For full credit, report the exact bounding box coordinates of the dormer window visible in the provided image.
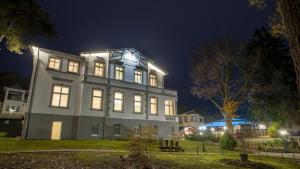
[48,57,61,71]
[94,62,105,77]
[149,72,157,87]
[115,65,124,80]
[134,70,143,84]
[68,60,79,74]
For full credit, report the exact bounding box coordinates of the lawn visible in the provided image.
[0,135,299,169]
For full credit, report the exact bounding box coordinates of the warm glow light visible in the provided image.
[199,132,203,135]
[31,45,39,56]
[81,52,109,58]
[220,131,224,135]
[210,128,215,132]
[223,126,227,130]
[148,62,166,75]
[279,129,288,136]
[258,124,267,130]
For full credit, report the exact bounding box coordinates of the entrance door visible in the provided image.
[51,121,62,140]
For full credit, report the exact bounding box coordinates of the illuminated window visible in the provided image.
[113,92,123,112]
[149,73,157,87]
[51,85,70,107]
[150,97,158,115]
[92,89,103,110]
[68,60,79,73]
[134,70,142,84]
[133,95,142,113]
[48,57,61,70]
[165,100,175,116]
[115,66,123,80]
[114,124,121,135]
[94,62,105,77]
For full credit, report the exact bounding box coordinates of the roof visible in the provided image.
[180,110,204,117]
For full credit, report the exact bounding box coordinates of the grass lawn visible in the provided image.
[0,135,299,169]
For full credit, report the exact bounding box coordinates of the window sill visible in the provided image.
[149,113,159,116]
[48,106,70,109]
[133,112,143,114]
[112,110,124,113]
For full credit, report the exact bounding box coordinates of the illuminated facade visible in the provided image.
[23,47,178,139]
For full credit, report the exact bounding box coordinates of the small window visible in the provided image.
[114,124,121,135]
[91,123,99,136]
[113,92,123,112]
[51,85,70,108]
[115,66,123,80]
[149,72,157,87]
[153,125,158,135]
[95,62,105,77]
[68,60,79,73]
[48,57,61,70]
[150,97,158,115]
[133,95,142,113]
[135,124,142,135]
[92,89,103,110]
[165,100,175,116]
[134,70,142,84]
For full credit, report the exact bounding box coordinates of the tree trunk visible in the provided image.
[277,0,300,92]
[225,116,234,135]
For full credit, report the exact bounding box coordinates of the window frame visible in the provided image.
[67,59,80,74]
[133,94,143,114]
[91,88,104,111]
[164,99,175,116]
[150,97,158,115]
[149,72,158,87]
[134,69,143,84]
[113,123,121,135]
[94,61,105,77]
[91,123,99,136]
[114,65,124,80]
[47,56,62,71]
[113,91,124,112]
[50,84,70,108]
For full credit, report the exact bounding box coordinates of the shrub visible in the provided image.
[220,132,237,150]
[267,122,281,138]
[185,133,220,143]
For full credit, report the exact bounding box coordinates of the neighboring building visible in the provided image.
[178,111,204,134]
[0,87,28,136]
[23,47,178,140]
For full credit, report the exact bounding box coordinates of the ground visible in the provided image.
[0,136,299,169]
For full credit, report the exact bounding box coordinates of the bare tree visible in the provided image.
[191,38,260,135]
[249,0,300,93]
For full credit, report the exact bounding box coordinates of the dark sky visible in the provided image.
[0,0,274,116]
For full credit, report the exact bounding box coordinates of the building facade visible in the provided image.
[178,111,204,135]
[23,47,178,140]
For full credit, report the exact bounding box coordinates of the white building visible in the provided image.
[22,47,178,140]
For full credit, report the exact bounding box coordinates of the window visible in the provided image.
[134,70,142,84]
[68,60,79,73]
[150,97,158,115]
[92,89,103,110]
[114,124,121,135]
[113,92,123,112]
[48,57,61,70]
[135,124,142,135]
[133,95,142,113]
[51,85,70,107]
[91,123,99,136]
[94,62,105,77]
[153,125,158,135]
[115,66,123,80]
[149,73,157,87]
[165,100,175,116]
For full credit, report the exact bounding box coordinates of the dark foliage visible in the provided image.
[220,159,275,169]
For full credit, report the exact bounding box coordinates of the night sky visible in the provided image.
[0,0,274,117]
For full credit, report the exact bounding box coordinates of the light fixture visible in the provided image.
[210,128,215,132]
[258,124,267,130]
[223,126,227,130]
[279,129,288,136]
